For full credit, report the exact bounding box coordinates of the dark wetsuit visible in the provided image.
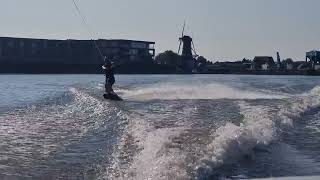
[105,67,115,86]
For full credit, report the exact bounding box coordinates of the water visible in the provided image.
[1,74,320,179]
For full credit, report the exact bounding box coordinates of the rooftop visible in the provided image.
[0,36,155,44]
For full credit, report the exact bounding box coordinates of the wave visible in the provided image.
[104,85,320,179]
[196,85,320,177]
[197,102,275,175]
[71,84,320,179]
[121,83,289,100]
[278,86,320,126]
[104,113,189,179]
[0,87,120,169]
[104,101,196,180]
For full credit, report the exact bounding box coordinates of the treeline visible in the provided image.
[154,50,212,72]
[0,50,213,74]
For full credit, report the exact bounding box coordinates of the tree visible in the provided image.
[196,56,214,72]
[283,58,294,64]
[155,50,180,66]
[242,58,251,63]
[197,56,208,64]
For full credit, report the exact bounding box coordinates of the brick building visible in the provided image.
[0,37,155,65]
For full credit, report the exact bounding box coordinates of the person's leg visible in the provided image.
[105,83,112,94]
[109,79,115,94]
[110,85,115,94]
[105,78,111,94]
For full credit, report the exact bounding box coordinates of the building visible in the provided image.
[0,37,155,66]
[295,61,312,71]
[252,56,275,70]
[306,50,320,70]
[98,39,155,64]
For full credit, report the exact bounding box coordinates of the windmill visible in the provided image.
[177,22,197,72]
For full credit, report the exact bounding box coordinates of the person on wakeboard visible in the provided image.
[102,57,116,95]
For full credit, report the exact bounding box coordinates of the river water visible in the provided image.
[1,74,320,179]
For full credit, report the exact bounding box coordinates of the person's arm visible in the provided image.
[102,59,112,70]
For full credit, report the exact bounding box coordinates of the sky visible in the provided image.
[1,0,320,61]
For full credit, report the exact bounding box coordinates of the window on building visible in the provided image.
[110,41,118,47]
[131,42,147,49]
[32,42,37,48]
[149,44,155,49]
[149,49,155,56]
[129,49,138,55]
[20,41,24,48]
[43,41,47,48]
[7,41,14,48]
[112,48,120,53]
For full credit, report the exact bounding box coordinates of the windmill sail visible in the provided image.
[178,21,186,54]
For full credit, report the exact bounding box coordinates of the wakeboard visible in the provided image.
[103,93,123,101]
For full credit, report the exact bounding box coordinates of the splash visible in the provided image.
[198,101,275,172]
[0,87,115,163]
[278,85,320,126]
[122,83,289,100]
[104,104,194,180]
[196,85,320,176]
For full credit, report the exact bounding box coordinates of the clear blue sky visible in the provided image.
[1,0,320,61]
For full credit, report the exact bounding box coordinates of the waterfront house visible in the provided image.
[295,61,312,71]
[252,56,275,70]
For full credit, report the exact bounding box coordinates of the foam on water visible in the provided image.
[278,86,320,126]
[197,101,275,173]
[0,87,121,176]
[104,84,320,179]
[3,75,320,179]
[105,108,190,180]
[122,83,289,100]
[195,86,320,177]
[129,127,188,180]
[103,99,207,180]
[69,87,107,118]
[115,100,275,179]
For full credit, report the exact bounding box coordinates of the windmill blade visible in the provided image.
[178,21,186,54]
[181,21,186,37]
[191,41,197,56]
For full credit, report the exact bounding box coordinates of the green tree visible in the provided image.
[283,58,294,64]
[197,56,208,64]
[242,58,251,63]
[155,50,180,66]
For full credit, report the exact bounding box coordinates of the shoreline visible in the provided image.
[1,72,319,76]
[1,63,319,76]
